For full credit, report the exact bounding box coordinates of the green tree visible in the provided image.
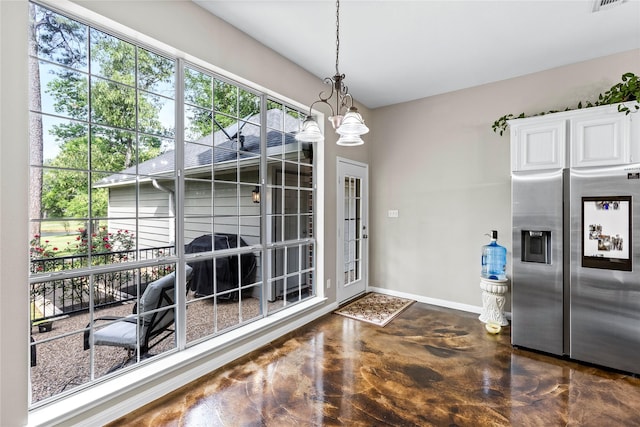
[34,5,267,223]
[184,67,260,141]
[29,3,87,235]
[38,17,175,218]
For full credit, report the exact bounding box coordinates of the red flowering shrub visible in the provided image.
[29,226,135,273]
[29,236,60,272]
[71,226,135,255]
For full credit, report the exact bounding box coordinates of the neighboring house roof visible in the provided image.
[95,108,305,187]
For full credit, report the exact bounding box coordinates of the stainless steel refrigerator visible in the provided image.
[512,164,640,374]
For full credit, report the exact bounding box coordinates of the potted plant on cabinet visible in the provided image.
[492,72,640,136]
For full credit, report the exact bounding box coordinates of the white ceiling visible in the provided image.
[193,0,640,109]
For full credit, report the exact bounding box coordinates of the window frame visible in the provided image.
[27,0,325,416]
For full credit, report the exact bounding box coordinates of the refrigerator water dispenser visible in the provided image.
[521,230,551,264]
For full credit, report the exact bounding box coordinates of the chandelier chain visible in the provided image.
[296,0,367,145]
[335,0,340,76]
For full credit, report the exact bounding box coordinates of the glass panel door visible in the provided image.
[337,159,368,303]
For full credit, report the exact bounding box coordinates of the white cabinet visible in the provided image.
[570,110,630,167]
[509,102,638,172]
[510,119,565,171]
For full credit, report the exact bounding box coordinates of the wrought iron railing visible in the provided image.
[30,246,175,322]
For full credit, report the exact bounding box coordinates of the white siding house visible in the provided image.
[95,108,311,250]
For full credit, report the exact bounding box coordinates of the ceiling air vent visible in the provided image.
[593,0,626,12]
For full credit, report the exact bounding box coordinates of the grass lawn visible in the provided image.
[35,221,84,257]
[39,234,79,255]
[40,220,84,234]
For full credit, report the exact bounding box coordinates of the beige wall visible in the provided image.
[1,1,30,425]
[368,49,640,308]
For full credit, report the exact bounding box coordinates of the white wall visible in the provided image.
[368,49,640,310]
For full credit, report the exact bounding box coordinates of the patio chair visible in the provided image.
[83,266,192,359]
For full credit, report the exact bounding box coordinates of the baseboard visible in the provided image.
[369,286,494,317]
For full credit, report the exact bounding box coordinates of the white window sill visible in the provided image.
[28,296,332,427]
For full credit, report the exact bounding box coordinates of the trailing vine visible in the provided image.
[492,72,640,136]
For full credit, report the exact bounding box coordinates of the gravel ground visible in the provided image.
[30,294,266,404]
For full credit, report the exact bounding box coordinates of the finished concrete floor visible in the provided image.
[108,302,640,426]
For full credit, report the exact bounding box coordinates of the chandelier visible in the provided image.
[295,0,369,146]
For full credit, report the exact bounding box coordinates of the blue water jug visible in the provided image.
[481,230,506,280]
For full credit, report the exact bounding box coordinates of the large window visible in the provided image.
[28,2,316,406]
